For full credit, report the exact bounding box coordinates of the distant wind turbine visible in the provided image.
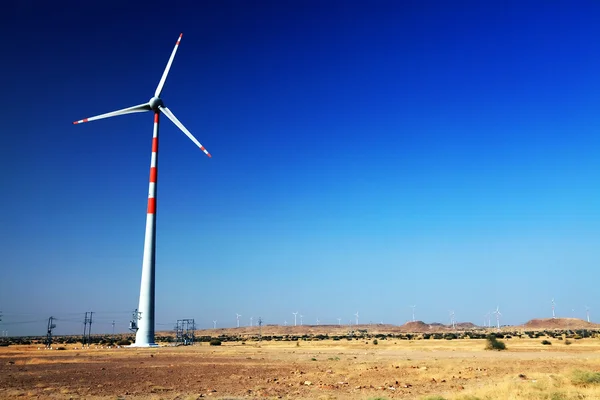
[586,306,591,323]
[213,320,217,329]
[493,306,502,330]
[410,305,416,322]
[449,310,455,329]
[354,312,359,325]
[552,298,556,319]
[236,313,241,328]
[337,318,341,326]
[293,312,298,326]
[250,316,253,327]
[300,314,303,326]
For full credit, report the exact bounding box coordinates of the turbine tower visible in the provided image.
[493,306,502,329]
[552,298,556,319]
[354,312,359,325]
[213,320,217,329]
[337,317,341,326]
[250,316,253,327]
[586,306,591,323]
[410,305,416,322]
[236,313,241,328]
[300,314,303,326]
[73,34,211,347]
[449,310,455,329]
[293,312,298,326]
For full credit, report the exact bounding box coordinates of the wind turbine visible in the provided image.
[236,313,241,328]
[586,306,591,323]
[493,306,502,330]
[250,316,253,327]
[73,34,211,347]
[354,312,359,325]
[449,311,455,329]
[284,320,287,326]
[316,318,320,326]
[552,298,556,319]
[337,318,341,326]
[213,320,217,329]
[300,314,303,326]
[293,312,298,326]
[410,305,416,322]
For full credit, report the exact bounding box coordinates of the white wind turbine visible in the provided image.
[300,314,303,326]
[293,312,298,326]
[337,318,341,326]
[493,306,502,329]
[213,320,217,329]
[449,310,455,329]
[250,316,253,327]
[284,320,287,326]
[354,312,359,325]
[73,33,211,347]
[410,305,416,322]
[552,298,556,319]
[236,313,241,328]
[316,318,320,326]
[586,306,591,323]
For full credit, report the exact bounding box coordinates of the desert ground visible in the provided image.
[2,320,600,400]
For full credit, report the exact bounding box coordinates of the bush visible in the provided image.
[56,346,67,350]
[541,340,552,345]
[373,339,378,345]
[485,334,506,351]
[565,339,572,345]
[209,339,222,346]
[572,370,600,386]
[116,339,131,346]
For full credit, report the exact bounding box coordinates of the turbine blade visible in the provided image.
[73,103,151,124]
[159,106,211,157]
[155,33,183,97]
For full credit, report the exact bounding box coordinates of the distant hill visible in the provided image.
[521,318,599,330]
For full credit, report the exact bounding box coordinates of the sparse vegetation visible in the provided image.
[485,334,506,351]
[541,340,552,345]
[572,370,600,386]
[373,339,378,345]
[421,396,447,400]
[209,339,222,346]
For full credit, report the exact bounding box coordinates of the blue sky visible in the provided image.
[1,0,599,336]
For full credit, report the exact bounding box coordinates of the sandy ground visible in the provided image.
[2,337,600,399]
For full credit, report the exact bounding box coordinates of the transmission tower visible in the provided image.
[174,319,196,346]
[82,312,94,347]
[129,309,141,333]
[258,317,263,342]
[45,316,56,348]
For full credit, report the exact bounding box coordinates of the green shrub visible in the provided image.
[485,334,506,351]
[56,346,67,350]
[209,339,222,346]
[421,396,447,400]
[116,339,131,346]
[373,339,378,345]
[572,369,600,386]
[541,340,552,345]
[565,339,572,345]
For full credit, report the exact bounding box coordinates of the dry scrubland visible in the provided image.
[3,333,600,399]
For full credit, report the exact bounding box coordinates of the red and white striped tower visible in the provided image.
[135,111,160,347]
[73,34,212,347]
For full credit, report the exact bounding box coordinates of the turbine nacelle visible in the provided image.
[149,97,164,111]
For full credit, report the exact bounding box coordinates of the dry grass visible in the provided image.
[2,337,600,399]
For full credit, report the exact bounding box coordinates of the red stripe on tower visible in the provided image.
[152,138,158,152]
[147,197,156,214]
[154,113,159,124]
[149,167,157,183]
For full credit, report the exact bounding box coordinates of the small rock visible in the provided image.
[304,381,312,386]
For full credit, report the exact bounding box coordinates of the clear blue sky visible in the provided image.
[1,0,599,336]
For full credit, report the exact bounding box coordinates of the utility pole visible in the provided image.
[83,312,94,347]
[258,317,263,342]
